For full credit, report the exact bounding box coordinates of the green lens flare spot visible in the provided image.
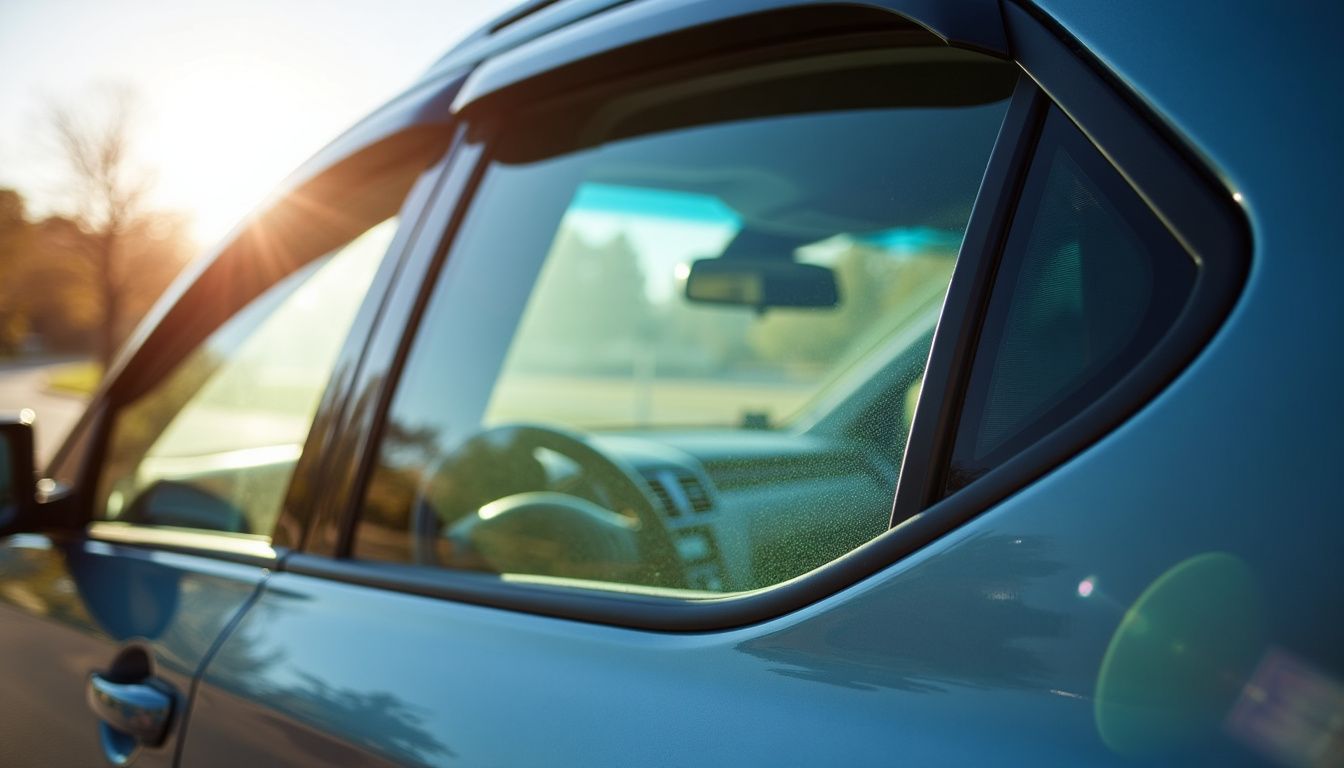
[1095,552,1265,755]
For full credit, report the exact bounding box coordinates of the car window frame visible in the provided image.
[282,0,1249,631]
[285,9,1034,624]
[55,127,460,568]
[888,2,1251,523]
[298,126,486,557]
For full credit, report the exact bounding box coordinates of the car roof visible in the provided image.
[419,0,1008,87]
[429,0,1342,183]
[421,0,1341,267]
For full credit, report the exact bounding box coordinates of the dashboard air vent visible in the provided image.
[643,473,680,517]
[641,468,715,517]
[677,474,713,513]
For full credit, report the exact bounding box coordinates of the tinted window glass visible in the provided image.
[944,109,1197,494]
[358,46,1016,593]
[95,219,397,537]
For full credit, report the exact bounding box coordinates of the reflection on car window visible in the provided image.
[357,45,1017,593]
[96,219,396,537]
[484,181,963,430]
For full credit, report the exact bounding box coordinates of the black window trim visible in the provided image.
[888,73,1046,525]
[282,1,1249,633]
[280,128,470,553]
[890,1,1250,523]
[301,129,489,559]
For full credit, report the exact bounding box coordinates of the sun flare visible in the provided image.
[142,57,351,247]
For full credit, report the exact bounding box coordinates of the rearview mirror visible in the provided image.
[684,258,839,311]
[0,414,38,529]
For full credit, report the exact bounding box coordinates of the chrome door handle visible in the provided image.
[86,673,174,765]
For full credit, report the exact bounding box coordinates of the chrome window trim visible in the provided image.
[87,521,280,567]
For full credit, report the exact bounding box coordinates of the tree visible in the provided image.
[0,189,37,353]
[47,86,158,367]
[0,88,189,363]
[747,244,958,372]
[507,227,651,374]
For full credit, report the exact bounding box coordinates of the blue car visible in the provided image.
[2,0,1341,765]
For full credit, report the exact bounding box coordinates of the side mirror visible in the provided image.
[684,258,839,311]
[121,480,249,533]
[0,413,38,529]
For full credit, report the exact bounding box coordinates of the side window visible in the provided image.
[943,108,1198,494]
[95,218,399,538]
[355,42,1018,593]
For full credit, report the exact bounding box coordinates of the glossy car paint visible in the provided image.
[0,535,263,766]
[4,0,1341,764]
[185,532,1115,766]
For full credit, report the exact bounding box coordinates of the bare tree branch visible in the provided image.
[47,85,156,366]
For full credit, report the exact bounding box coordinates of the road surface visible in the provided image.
[0,358,89,467]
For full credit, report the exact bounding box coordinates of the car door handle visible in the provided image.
[86,673,174,763]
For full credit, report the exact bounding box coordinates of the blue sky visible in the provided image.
[0,0,516,244]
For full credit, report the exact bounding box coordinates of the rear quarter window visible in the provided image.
[944,107,1197,494]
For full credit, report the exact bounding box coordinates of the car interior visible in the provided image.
[356,42,1019,594]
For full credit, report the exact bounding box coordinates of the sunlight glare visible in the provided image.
[143,55,349,246]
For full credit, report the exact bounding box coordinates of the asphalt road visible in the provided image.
[0,358,89,467]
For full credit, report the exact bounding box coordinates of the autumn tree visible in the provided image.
[47,86,174,367]
[0,189,38,353]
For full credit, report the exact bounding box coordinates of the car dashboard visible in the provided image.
[593,430,898,593]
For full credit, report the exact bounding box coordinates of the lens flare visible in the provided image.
[1094,552,1264,756]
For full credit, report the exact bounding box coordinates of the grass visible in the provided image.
[45,361,103,396]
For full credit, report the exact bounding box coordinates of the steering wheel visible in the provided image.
[411,424,686,589]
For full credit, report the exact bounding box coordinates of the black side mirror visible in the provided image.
[121,480,250,533]
[0,414,38,530]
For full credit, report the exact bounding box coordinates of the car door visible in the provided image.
[179,3,1279,767]
[0,124,451,767]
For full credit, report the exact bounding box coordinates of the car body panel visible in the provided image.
[185,535,1118,767]
[1021,0,1344,671]
[0,535,263,766]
